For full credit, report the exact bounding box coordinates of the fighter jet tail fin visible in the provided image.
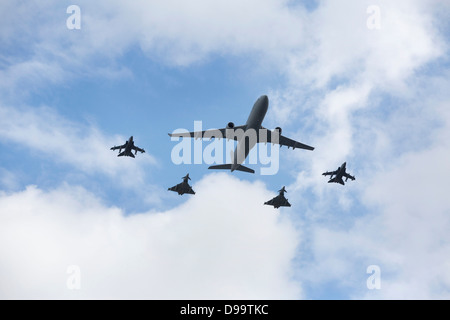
[208,164,255,174]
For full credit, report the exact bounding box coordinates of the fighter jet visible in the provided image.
[169,95,314,174]
[322,162,355,185]
[168,173,196,195]
[264,186,291,209]
[110,136,145,158]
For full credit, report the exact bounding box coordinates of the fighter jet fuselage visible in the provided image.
[322,162,355,185]
[230,95,269,172]
[110,136,145,158]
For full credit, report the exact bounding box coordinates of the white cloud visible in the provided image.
[1,1,444,98]
[290,73,450,299]
[0,0,306,89]
[0,174,301,299]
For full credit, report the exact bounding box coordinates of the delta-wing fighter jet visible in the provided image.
[322,162,355,185]
[168,173,196,195]
[169,95,314,174]
[110,136,145,158]
[264,186,291,209]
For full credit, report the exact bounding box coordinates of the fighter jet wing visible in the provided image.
[264,195,291,208]
[168,183,195,195]
[259,127,314,151]
[132,146,145,153]
[344,173,355,181]
[110,144,126,151]
[184,186,196,195]
[322,170,337,176]
[169,126,247,141]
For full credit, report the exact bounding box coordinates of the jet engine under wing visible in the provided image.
[259,127,314,150]
[168,125,247,140]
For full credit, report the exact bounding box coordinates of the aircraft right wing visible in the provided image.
[169,125,247,140]
[259,127,314,151]
[322,170,337,177]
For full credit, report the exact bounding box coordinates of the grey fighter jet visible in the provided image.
[322,162,355,185]
[264,186,291,209]
[110,136,145,158]
[168,174,196,195]
[169,95,314,174]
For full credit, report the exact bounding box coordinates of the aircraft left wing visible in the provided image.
[344,173,355,181]
[132,146,145,153]
[322,170,337,177]
[169,125,247,140]
[259,127,314,151]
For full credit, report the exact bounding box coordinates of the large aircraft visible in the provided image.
[264,186,291,209]
[110,136,145,158]
[322,162,355,185]
[168,173,196,195]
[169,95,314,173]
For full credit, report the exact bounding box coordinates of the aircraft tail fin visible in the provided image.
[208,164,255,174]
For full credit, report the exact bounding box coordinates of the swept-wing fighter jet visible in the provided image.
[110,136,145,158]
[264,186,291,209]
[322,162,355,185]
[168,173,196,195]
[169,95,314,174]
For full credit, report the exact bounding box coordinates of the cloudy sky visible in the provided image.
[0,0,449,299]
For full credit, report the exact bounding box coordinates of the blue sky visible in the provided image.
[1,0,450,299]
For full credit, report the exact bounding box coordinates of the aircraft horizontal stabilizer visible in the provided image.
[235,165,255,173]
[208,164,255,174]
[208,164,232,170]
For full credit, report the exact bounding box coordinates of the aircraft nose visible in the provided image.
[260,95,268,105]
